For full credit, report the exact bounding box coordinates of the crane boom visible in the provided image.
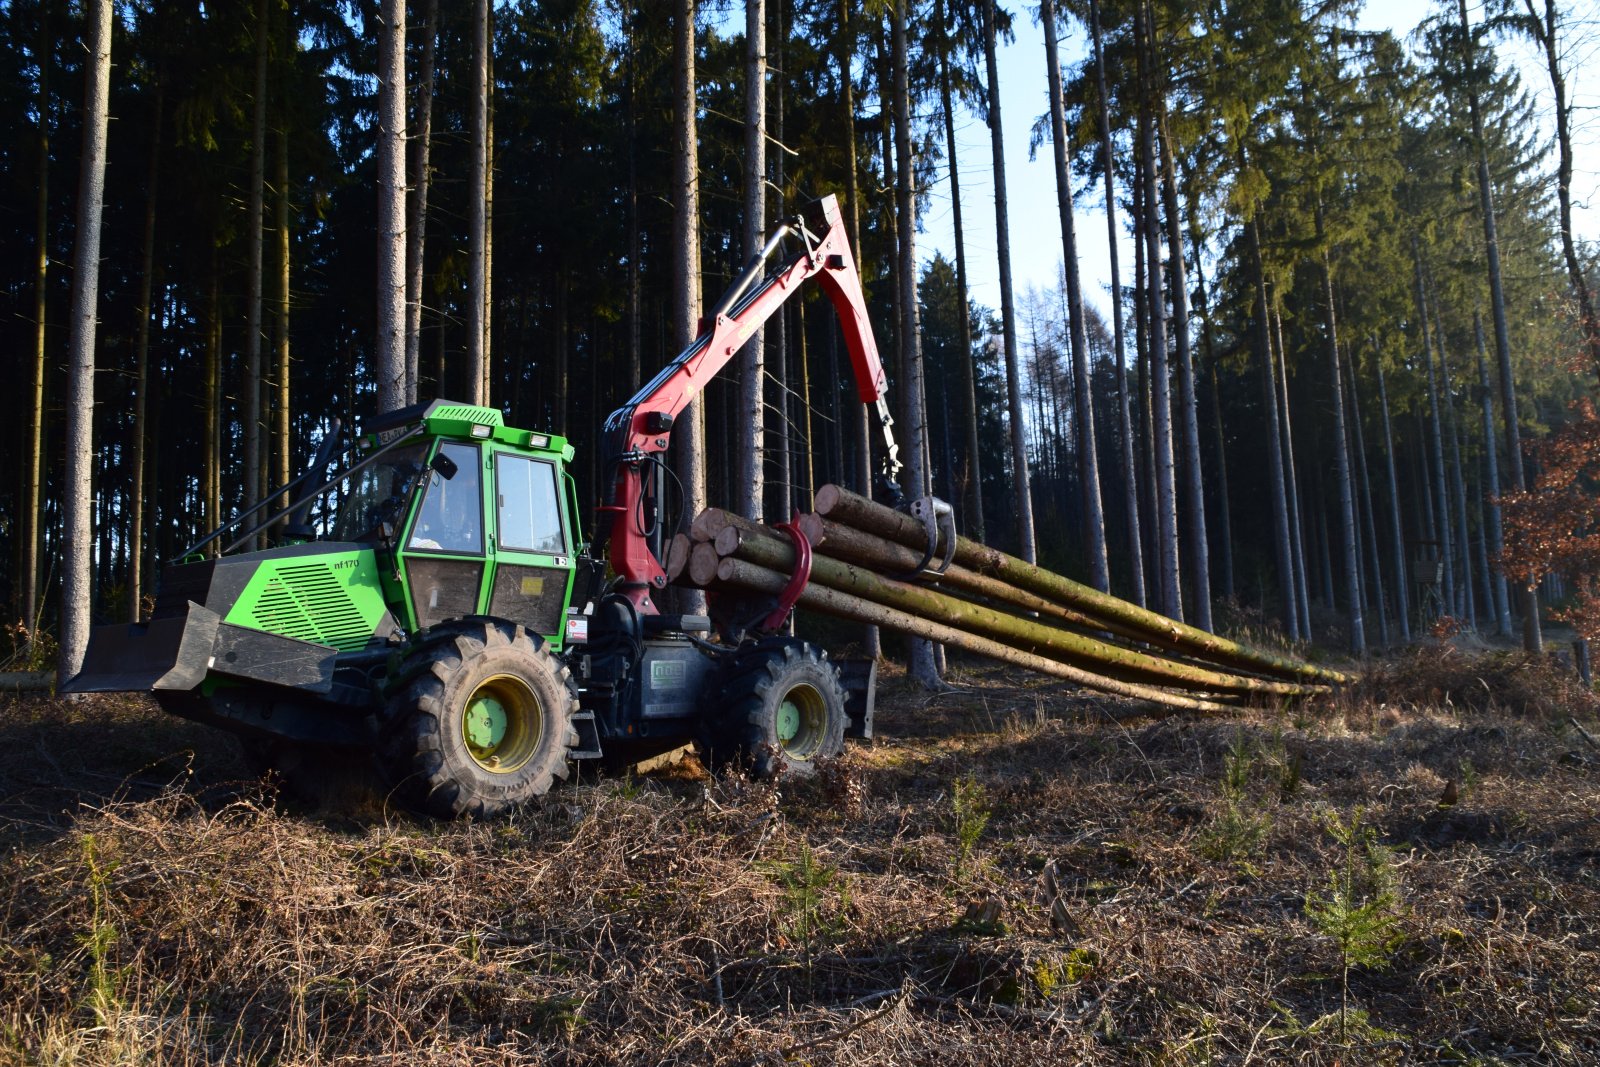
[598,194,899,612]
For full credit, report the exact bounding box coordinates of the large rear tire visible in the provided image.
[378,618,578,819]
[706,639,847,778]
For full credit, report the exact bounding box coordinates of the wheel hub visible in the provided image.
[462,675,542,774]
[777,700,801,743]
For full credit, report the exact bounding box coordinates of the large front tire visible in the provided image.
[709,639,847,778]
[378,619,578,819]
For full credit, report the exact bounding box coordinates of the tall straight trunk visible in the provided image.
[1089,0,1142,607]
[405,0,437,403]
[1159,108,1209,628]
[58,0,112,683]
[936,0,983,541]
[1183,165,1232,603]
[129,86,162,621]
[1273,296,1310,638]
[244,0,268,518]
[465,0,489,404]
[1414,242,1456,618]
[1431,295,1476,627]
[374,0,406,411]
[673,0,707,616]
[205,265,221,544]
[1133,177,1159,594]
[1317,241,1364,652]
[625,16,641,394]
[1458,0,1539,651]
[1137,87,1179,615]
[736,0,766,520]
[22,0,50,636]
[1474,312,1513,635]
[1522,0,1600,381]
[482,38,494,404]
[1373,343,1411,641]
[770,0,790,518]
[1041,0,1109,593]
[1244,214,1296,637]
[836,0,877,658]
[892,0,939,687]
[274,128,291,506]
[1347,355,1387,647]
[983,0,1036,563]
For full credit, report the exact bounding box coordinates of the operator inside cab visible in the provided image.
[408,442,483,553]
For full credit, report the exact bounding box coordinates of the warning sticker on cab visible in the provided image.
[564,616,589,643]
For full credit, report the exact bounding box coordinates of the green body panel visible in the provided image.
[224,548,391,652]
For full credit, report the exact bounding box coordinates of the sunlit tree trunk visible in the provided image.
[935,0,983,541]
[983,0,1035,563]
[22,0,50,640]
[274,127,291,508]
[405,0,437,403]
[892,0,939,687]
[1247,225,1298,639]
[1318,247,1364,654]
[1089,0,1142,607]
[1041,0,1109,593]
[1273,299,1311,638]
[465,0,488,404]
[1159,108,1209,628]
[735,0,766,521]
[673,0,707,616]
[374,0,407,412]
[244,0,268,521]
[58,0,112,685]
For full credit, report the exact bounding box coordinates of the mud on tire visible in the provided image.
[704,638,847,779]
[378,617,579,819]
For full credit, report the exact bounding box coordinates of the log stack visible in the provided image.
[671,484,1346,714]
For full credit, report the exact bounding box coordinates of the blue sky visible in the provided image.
[915,0,1600,327]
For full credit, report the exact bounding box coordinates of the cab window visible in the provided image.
[407,442,483,554]
[496,454,566,555]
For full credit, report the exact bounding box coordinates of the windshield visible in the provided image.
[328,443,429,542]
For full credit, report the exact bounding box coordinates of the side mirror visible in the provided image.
[430,452,458,480]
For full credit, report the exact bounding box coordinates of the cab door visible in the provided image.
[397,440,490,631]
[485,450,573,647]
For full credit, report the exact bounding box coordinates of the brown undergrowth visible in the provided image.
[1,652,1597,1065]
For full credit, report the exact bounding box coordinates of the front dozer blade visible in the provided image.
[60,602,222,695]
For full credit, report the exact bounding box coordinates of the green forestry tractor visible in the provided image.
[64,196,898,818]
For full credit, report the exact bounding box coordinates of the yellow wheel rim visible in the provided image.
[775,683,826,761]
[462,674,542,774]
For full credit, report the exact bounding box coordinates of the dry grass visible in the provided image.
[1,652,1597,1065]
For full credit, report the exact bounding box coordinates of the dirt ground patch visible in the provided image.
[2,651,1597,1065]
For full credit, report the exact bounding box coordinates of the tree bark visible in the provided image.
[982,0,1036,563]
[374,0,407,412]
[1372,341,1411,641]
[58,0,112,684]
[1136,8,1179,619]
[735,0,766,521]
[672,0,707,616]
[1089,0,1143,608]
[1247,237,1297,640]
[936,0,984,542]
[1318,251,1365,653]
[465,0,488,405]
[129,86,162,621]
[244,0,268,521]
[405,0,437,403]
[1273,298,1311,638]
[1347,352,1387,646]
[1430,291,1477,627]
[1413,240,1456,618]
[1158,107,1210,628]
[1473,311,1513,635]
[1041,0,1109,594]
[22,0,50,639]
[1458,0,1539,651]
[891,0,940,688]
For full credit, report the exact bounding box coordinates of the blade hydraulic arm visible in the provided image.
[597,194,899,611]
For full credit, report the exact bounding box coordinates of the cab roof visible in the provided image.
[360,399,574,461]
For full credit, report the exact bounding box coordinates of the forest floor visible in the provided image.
[1,642,1598,1065]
